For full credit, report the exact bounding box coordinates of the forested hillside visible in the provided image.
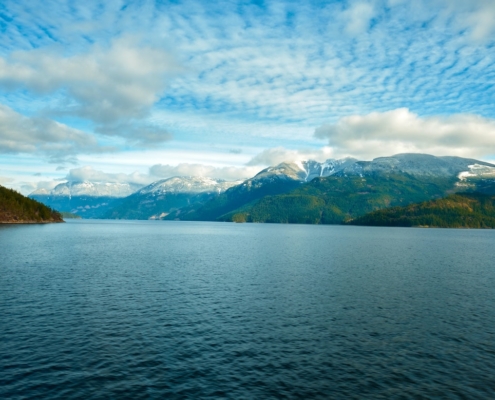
[349,193,495,228]
[0,185,63,223]
[221,174,457,224]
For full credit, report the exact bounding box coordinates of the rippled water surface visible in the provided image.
[1,220,495,399]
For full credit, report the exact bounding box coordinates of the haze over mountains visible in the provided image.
[30,181,143,218]
[29,153,495,223]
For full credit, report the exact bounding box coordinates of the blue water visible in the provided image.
[1,220,495,399]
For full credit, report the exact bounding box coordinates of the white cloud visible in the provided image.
[66,166,153,186]
[1,0,495,187]
[435,0,495,41]
[0,176,13,186]
[0,103,104,162]
[315,108,495,159]
[342,2,376,35]
[0,36,181,144]
[19,179,60,194]
[149,163,260,181]
[96,122,173,147]
[247,146,336,166]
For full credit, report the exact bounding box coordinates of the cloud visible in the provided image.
[342,2,376,35]
[247,146,336,166]
[435,0,495,41]
[149,163,260,181]
[0,176,13,186]
[314,108,495,159]
[1,0,495,178]
[96,121,173,147]
[0,104,105,162]
[66,166,152,186]
[0,36,180,145]
[22,180,60,193]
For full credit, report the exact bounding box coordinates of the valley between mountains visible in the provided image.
[29,153,495,227]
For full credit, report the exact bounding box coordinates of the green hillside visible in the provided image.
[348,193,495,228]
[221,174,457,224]
[0,185,63,223]
[166,178,301,221]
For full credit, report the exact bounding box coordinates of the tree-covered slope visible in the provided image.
[220,174,457,224]
[348,193,495,228]
[0,185,63,223]
[165,176,302,221]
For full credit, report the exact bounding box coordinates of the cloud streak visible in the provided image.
[150,163,260,181]
[66,166,153,186]
[0,104,105,162]
[247,147,336,166]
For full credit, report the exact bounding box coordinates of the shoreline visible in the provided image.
[0,220,65,224]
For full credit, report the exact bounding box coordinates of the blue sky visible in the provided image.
[1,0,495,193]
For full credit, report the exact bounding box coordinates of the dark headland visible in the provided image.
[0,185,63,224]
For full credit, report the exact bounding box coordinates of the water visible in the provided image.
[1,220,494,399]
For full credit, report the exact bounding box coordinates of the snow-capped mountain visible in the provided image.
[254,158,358,183]
[165,153,495,222]
[31,181,143,198]
[29,181,145,218]
[248,153,495,182]
[334,153,495,178]
[102,176,242,220]
[164,159,359,221]
[137,176,240,196]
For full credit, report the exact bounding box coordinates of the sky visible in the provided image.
[1,0,495,194]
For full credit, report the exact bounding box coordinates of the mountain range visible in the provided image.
[102,177,241,220]
[30,181,143,218]
[29,153,495,223]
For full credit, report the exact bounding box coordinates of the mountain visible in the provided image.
[168,153,495,224]
[222,173,458,224]
[165,158,358,221]
[102,176,241,220]
[335,153,495,178]
[348,193,495,228]
[30,181,143,218]
[0,185,63,223]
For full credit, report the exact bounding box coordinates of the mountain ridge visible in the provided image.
[102,176,241,220]
[166,153,495,223]
[28,153,495,222]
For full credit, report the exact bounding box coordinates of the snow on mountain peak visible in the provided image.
[30,181,143,198]
[138,176,242,195]
[252,158,359,183]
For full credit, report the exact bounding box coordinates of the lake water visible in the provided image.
[1,220,495,399]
